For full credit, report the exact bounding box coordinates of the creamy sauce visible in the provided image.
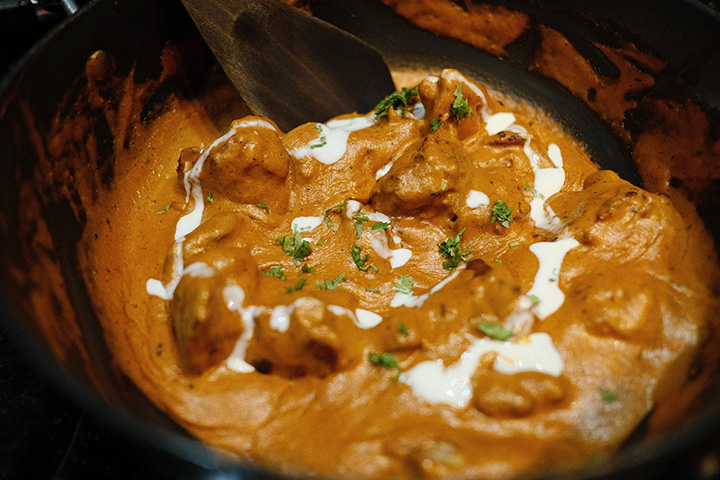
[76,65,719,480]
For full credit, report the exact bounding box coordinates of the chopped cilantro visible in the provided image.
[371,222,391,231]
[438,228,473,270]
[529,294,541,305]
[206,191,214,204]
[491,201,513,228]
[316,274,346,290]
[493,257,503,263]
[323,204,345,228]
[598,388,617,403]
[351,245,378,272]
[523,182,545,200]
[365,287,380,293]
[477,321,514,341]
[310,135,327,149]
[353,211,369,239]
[375,86,419,119]
[316,238,326,246]
[261,265,286,281]
[299,264,315,276]
[397,324,409,336]
[154,203,172,215]
[287,278,307,293]
[508,241,520,248]
[395,275,415,295]
[368,352,400,370]
[275,231,312,261]
[430,119,441,131]
[314,124,323,132]
[256,203,270,213]
[450,85,472,123]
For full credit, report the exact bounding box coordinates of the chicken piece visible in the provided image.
[170,247,260,374]
[246,297,367,379]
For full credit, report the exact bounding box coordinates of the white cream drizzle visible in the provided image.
[291,216,324,233]
[400,333,564,408]
[526,238,579,320]
[485,112,517,136]
[390,267,463,308]
[223,285,261,373]
[289,116,375,165]
[370,235,412,269]
[466,189,490,208]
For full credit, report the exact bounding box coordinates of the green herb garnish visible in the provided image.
[450,85,472,123]
[477,321,514,341]
[491,201,513,228]
[286,278,307,293]
[353,211,369,239]
[154,203,172,215]
[598,388,617,403]
[397,324,409,336]
[365,287,380,293]
[375,86,419,119]
[508,241,520,248]
[371,222,391,231]
[299,264,315,275]
[438,228,473,270]
[368,352,400,370]
[522,182,545,200]
[351,245,378,272]
[395,275,415,295]
[275,231,312,262]
[256,203,270,213]
[323,204,345,228]
[316,274,346,290]
[430,119,441,131]
[310,135,327,149]
[206,191,214,204]
[261,265,286,281]
[529,294,541,306]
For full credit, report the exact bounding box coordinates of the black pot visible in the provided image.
[2,0,720,478]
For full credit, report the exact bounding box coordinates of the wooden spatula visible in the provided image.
[181,0,396,132]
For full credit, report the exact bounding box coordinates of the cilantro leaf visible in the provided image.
[477,321,514,341]
[323,204,345,228]
[299,264,315,276]
[451,85,473,123]
[397,324,409,336]
[430,119,441,131]
[286,278,307,293]
[275,231,312,261]
[368,352,400,370]
[438,228,473,270]
[351,245,378,272]
[261,265,286,281]
[371,222,391,231]
[375,86,419,119]
[353,211,369,239]
[523,182,545,200]
[395,275,415,295]
[256,203,270,213]
[491,201,513,228]
[316,274,346,290]
[154,203,172,215]
[206,191,214,204]
[598,388,617,403]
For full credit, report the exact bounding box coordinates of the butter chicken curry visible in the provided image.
[76,65,720,479]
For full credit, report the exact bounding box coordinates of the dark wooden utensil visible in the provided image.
[181,0,396,132]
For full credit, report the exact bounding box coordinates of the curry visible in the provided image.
[77,66,720,478]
